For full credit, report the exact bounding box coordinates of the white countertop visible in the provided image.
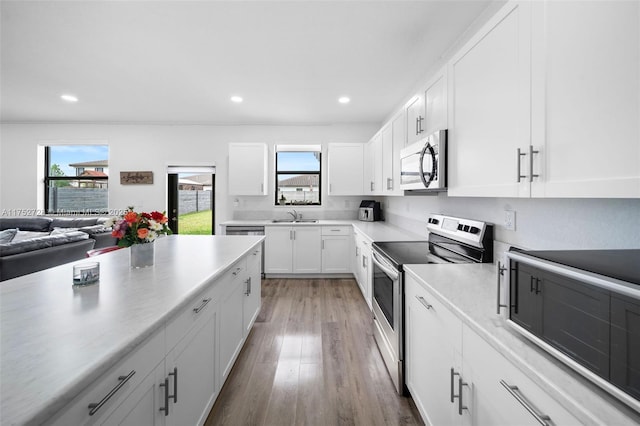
[0,235,264,426]
[404,263,640,425]
[221,219,425,242]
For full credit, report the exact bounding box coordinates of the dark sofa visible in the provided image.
[0,217,117,281]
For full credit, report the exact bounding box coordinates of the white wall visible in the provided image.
[0,123,379,228]
[383,195,640,250]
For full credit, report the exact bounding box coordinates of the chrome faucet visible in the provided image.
[288,209,298,221]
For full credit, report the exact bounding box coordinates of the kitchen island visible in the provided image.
[0,234,263,425]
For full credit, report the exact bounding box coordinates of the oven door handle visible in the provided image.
[372,251,400,281]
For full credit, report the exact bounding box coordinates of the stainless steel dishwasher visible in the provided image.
[224,225,265,276]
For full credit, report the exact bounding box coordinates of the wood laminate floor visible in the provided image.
[205,278,422,426]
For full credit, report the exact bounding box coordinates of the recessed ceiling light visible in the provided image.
[338,96,350,104]
[60,94,79,103]
[230,96,243,103]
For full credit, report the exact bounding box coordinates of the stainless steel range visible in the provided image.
[371,214,494,395]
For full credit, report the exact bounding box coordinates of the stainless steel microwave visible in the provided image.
[400,129,447,191]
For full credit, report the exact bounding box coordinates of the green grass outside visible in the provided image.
[178,210,212,235]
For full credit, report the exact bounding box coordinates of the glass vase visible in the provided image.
[130,242,155,268]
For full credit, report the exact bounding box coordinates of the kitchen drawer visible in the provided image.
[321,226,351,236]
[463,325,583,425]
[50,329,165,426]
[166,282,222,351]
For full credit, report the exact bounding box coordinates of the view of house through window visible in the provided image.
[44,145,109,214]
[275,147,321,206]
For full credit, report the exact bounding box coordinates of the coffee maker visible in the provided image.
[358,200,382,222]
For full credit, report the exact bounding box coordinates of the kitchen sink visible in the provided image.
[270,219,318,223]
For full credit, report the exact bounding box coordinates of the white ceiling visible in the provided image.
[1,1,493,125]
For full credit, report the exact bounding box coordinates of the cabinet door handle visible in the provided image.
[387,178,393,190]
[322,240,325,250]
[534,278,541,295]
[517,148,527,182]
[418,116,424,134]
[529,145,539,182]
[232,267,242,276]
[415,117,419,135]
[355,246,360,257]
[245,277,251,296]
[457,377,468,415]
[415,296,432,310]
[88,370,136,416]
[370,181,374,191]
[168,367,177,403]
[500,380,551,425]
[159,377,169,416]
[496,261,508,314]
[193,298,212,314]
[450,368,459,403]
[260,183,264,193]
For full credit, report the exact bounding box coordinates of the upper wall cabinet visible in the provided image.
[380,110,406,196]
[423,66,448,137]
[228,143,268,195]
[327,143,364,195]
[448,1,532,198]
[530,0,640,198]
[406,94,425,146]
[364,132,383,195]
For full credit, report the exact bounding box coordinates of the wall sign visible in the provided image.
[120,171,154,185]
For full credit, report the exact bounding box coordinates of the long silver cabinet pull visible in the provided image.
[159,377,169,416]
[529,145,539,182]
[88,370,136,415]
[500,380,551,425]
[458,377,468,415]
[517,148,527,182]
[416,296,432,310]
[169,367,177,403]
[450,368,459,403]
[387,178,393,190]
[245,277,251,296]
[496,261,508,314]
[260,183,264,193]
[193,298,212,314]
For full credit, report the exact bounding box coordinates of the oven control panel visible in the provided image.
[427,214,490,248]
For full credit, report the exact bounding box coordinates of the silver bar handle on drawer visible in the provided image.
[88,370,136,415]
[193,298,212,314]
[168,367,177,403]
[500,380,551,425]
[416,296,432,310]
[517,148,527,182]
[159,377,169,416]
[529,145,539,182]
[497,261,508,314]
[245,277,251,295]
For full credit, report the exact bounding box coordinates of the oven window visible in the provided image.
[373,264,395,329]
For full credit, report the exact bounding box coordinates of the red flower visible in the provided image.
[141,212,152,219]
[151,211,168,224]
[124,211,138,223]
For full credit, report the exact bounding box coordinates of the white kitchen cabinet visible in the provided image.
[50,331,166,426]
[321,226,351,273]
[379,110,406,196]
[165,310,217,426]
[406,94,425,146]
[243,246,262,334]
[327,143,364,195]
[448,1,532,198]
[405,273,465,426]
[264,226,321,274]
[462,325,581,426]
[364,132,383,195]
[529,1,640,198]
[353,229,372,309]
[228,143,268,195]
[219,261,246,382]
[423,67,447,136]
[99,361,167,426]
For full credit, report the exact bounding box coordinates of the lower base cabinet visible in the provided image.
[405,273,581,426]
[50,247,261,426]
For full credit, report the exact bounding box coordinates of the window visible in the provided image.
[275,145,321,206]
[44,145,109,214]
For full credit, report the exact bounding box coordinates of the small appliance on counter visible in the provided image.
[358,200,382,222]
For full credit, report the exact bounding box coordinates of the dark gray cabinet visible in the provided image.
[611,295,640,399]
[510,262,610,379]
